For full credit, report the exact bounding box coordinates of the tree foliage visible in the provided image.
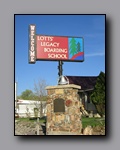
[34,79,48,117]
[17,79,48,101]
[70,38,77,56]
[17,79,48,118]
[90,71,105,115]
[20,89,35,100]
[77,42,81,52]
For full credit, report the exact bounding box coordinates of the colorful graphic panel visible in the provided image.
[36,35,84,62]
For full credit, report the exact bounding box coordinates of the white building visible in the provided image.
[15,82,17,112]
[16,99,47,118]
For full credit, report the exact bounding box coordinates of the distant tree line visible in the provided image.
[17,79,48,118]
[17,72,105,117]
[17,89,47,101]
[17,79,47,101]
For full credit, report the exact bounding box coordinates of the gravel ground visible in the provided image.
[15,120,105,135]
[15,120,46,135]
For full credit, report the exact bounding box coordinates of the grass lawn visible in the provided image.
[15,116,105,129]
[82,117,105,129]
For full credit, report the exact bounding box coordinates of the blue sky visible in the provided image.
[15,14,105,96]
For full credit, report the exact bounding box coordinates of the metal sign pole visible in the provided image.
[58,61,63,77]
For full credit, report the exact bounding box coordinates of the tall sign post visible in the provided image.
[28,24,84,135]
[29,24,84,84]
[58,61,63,77]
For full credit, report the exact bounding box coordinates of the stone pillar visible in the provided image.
[45,84,82,135]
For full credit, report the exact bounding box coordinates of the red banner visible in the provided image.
[36,35,69,60]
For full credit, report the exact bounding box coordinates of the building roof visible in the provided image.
[66,76,98,91]
[17,99,46,104]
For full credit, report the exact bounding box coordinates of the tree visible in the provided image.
[34,79,48,118]
[70,38,77,56]
[20,89,35,100]
[77,42,81,53]
[90,71,105,116]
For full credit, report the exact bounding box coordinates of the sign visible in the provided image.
[29,25,36,63]
[36,35,84,62]
[54,98,65,112]
[29,25,84,63]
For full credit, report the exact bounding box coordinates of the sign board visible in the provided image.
[29,25,84,63]
[54,98,65,112]
[29,25,36,63]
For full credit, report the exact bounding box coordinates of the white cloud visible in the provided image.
[85,52,105,57]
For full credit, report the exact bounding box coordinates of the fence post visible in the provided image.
[37,117,39,135]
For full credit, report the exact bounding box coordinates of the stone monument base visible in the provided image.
[45,84,82,135]
[47,131,82,135]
